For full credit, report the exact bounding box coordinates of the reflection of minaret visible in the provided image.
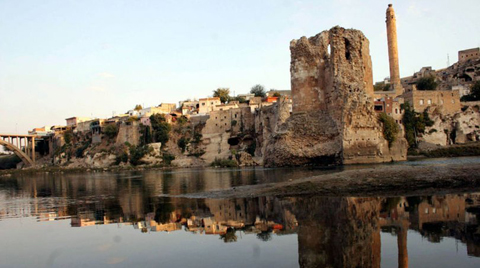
[397,223,409,268]
[386,4,403,96]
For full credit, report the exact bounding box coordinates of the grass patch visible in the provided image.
[422,145,480,158]
[211,158,238,168]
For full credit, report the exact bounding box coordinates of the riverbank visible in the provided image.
[178,163,480,199]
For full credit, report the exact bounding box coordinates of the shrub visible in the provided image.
[416,76,438,91]
[129,145,149,166]
[162,153,175,165]
[211,158,238,168]
[75,142,90,158]
[177,137,190,153]
[401,102,434,148]
[177,115,188,125]
[64,130,73,145]
[115,152,129,165]
[103,124,118,140]
[378,113,399,148]
[150,114,171,145]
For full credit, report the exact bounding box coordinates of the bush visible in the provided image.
[211,158,238,168]
[0,155,22,169]
[129,145,149,166]
[103,124,118,140]
[177,115,188,125]
[64,130,73,145]
[378,113,399,148]
[162,153,175,165]
[401,102,434,148]
[416,76,438,91]
[150,114,171,145]
[115,152,129,165]
[461,81,480,101]
[177,137,190,153]
[75,142,90,158]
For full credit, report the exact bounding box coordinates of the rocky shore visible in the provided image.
[178,163,480,199]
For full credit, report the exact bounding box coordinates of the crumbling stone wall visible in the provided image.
[259,26,407,166]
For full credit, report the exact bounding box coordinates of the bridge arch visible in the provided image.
[0,138,35,167]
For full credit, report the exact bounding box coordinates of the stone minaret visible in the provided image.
[386,4,403,96]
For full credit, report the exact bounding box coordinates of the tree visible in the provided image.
[273,92,281,97]
[378,113,399,148]
[250,84,266,98]
[150,114,171,145]
[401,102,434,148]
[64,130,73,145]
[213,88,231,103]
[134,104,143,111]
[231,96,247,103]
[374,82,391,92]
[416,76,438,91]
[460,81,480,101]
[103,124,118,140]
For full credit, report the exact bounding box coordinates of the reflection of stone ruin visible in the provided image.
[256,27,407,166]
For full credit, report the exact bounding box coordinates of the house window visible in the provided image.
[235,114,237,118]
[419,99,424,105]
[427,99,432,105]
[202,103,205,106]
[395,108,398,114]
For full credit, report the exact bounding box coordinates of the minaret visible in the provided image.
[386,4,403,96]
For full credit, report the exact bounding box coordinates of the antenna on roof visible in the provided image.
[447,54,450,67]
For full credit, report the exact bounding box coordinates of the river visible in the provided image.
[1,157,480,267]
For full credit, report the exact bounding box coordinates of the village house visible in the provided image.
[198,97,221,114]
[65,117,93,127]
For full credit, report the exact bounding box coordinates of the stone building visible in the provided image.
[459,48,480,63]
[403,87,461,114]
[198,97,221,114]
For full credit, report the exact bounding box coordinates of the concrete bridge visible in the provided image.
[0,134,37,167]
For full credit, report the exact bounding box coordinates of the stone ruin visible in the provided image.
[257,26,407,166]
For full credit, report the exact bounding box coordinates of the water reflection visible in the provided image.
[1,170,480,267]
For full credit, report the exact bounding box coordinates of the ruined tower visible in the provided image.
[258,26,407,166]
[386,4,403,96]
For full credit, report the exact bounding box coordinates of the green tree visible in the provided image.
[250,84,266,98]
[103,124,118,140]
[416,76,438,91]
[150,114,171,145]
[401,102,434,148]
[460,81,480,101]
[213,88,231,103]
[231,96,247,103]
[374,82,391,91]
[64,130,73,145]
[378,113,399,148]
[273,92,281,97]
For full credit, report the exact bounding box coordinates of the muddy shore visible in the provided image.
[176,163,480,199]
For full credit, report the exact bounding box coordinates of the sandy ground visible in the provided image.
[177,163,480,199]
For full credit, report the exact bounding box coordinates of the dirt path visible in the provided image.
[177,163,480,199]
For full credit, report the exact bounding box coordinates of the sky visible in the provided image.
[1,0,479,134]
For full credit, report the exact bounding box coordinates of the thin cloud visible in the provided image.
[98,72,115,78]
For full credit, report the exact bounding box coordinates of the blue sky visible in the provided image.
[1,0,479,133]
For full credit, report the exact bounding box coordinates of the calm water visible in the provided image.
[1,158,480,267]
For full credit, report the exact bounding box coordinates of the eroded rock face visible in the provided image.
[258,26,407,166]
[420,106,480,149]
